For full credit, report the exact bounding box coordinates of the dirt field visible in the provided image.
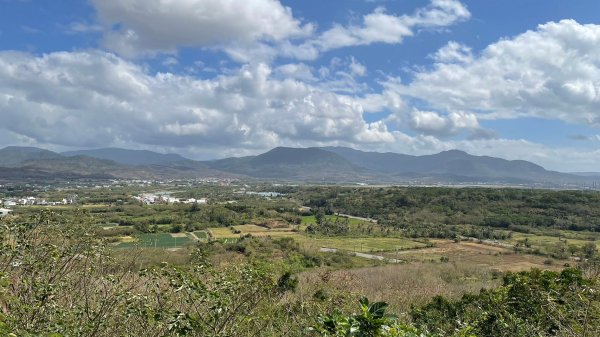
[382,240,562,272]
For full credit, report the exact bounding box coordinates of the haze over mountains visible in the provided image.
[0,146,597,186]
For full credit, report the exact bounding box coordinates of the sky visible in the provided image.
[1,0,600,172]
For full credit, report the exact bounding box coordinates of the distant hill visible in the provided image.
[0,146,221,180]
[320,147,576,183]
[208,147,363,180]
[62,148,188,166]
[20,155,127,178]
[0,145,595,186]
[569,172,600,177]
[0,146,63,167]
[321,146,415,173]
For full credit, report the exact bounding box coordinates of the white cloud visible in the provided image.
[311,0,470,52]
[1,50,599,170]
[162,57,179,67]
[399,20,600,126]
[431,41,472,63]
[90,0,469,61]
[92,0,313,57]
[408,109,486,138]
[0,51,397,157]
[405,0,471,27]
[274,63,316,81]
[349,57,367,77]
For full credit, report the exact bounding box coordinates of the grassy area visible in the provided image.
[381,240,562,271]
[207,224,424,253]
[116,233,193,248]
[507,232,600,250]
[193,231,208,239]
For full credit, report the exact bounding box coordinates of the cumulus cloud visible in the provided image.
[274,63,316,82]
[431,41,472,63]
[264,0,470,62]
[92,0,313,57]
[90,0,469,61]
[349,57,367,77]
[403,109,493,139]
[0,51,397,157]
[312,0,470,52]
[400,20,600,126]
[1,50,599,170]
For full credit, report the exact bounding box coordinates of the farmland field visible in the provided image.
[116,233,193,248]
[302,215,370,226]
[3,182,600,335]
[507,232,600,250]
[311,237,427,252]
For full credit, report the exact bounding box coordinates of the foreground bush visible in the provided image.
[0,211,297,336]
[411,267,600,337]
[310,298,426,337]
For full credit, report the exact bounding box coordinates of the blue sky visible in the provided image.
[1,0,600,171]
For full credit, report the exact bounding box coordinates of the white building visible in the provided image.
[0,208,12,217]
[164,197,180,204]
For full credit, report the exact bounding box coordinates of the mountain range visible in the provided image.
[0,145,597,186]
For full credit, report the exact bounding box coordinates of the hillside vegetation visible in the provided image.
[1,209,599,336]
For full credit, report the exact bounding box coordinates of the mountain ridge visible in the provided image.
[0,145,595,186]
[207,147,363,180]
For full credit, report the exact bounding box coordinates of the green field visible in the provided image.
[507,232,600,250]
[117,233,193,248]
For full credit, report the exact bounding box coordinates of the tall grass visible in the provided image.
[297,261,499,320]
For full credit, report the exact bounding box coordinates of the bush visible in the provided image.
[411,268,600,337]
[0,211,303,336]
[311,298,426,337]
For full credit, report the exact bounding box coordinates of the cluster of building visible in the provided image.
[234,187,284,198]
[132,194,207,205]
[1,196,77,208]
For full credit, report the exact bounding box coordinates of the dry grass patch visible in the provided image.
[383,241,562,272]
[297,262,500,319]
